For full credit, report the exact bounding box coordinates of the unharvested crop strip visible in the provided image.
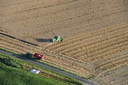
[41,57,87,75]
[46,23,126,49]
[0,45,21,54]
[99,57,128,72]
[86,44,128,62]
[56,23,128,53]
[63,30,127,55]
[86,38,128,57]
[43,49,92,74]
[0,36,90,76]
[83,34,127,55]
[104,65,128,78]
[74,31,127,56]
[0,41,28,53]
[0,34,40,52]
[67,32,127,56]
[41,50,91,76]
[88,40,128,57]
[0,37,32,51]
[46,23,128,51]
[95,54,128,72]
[54,27,126,53]
[72,35,127,58]
[95,52,128,68]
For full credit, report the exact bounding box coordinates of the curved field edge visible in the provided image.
[0,53,83,85]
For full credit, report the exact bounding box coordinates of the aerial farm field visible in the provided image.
[0,53,82,85]
[0,0,128,85]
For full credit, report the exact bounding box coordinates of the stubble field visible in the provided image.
[0,0,128,85]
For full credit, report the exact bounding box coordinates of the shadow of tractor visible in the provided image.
[36,38,52,43]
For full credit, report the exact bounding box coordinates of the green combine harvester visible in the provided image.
[52,33,64,43]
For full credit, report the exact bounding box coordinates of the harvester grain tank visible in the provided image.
[26,52,44,60]
[52,33,64,42]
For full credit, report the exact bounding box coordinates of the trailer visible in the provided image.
[26,52,44,60]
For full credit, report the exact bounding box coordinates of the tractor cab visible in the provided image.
[52,33,63,42]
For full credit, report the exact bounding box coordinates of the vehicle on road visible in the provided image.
[26,52,44,60]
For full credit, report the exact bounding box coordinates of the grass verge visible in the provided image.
[0,52,83,85]
[0,63,61,85]
[0,48,93,80]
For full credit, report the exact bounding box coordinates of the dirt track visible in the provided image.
[0,0,128,46]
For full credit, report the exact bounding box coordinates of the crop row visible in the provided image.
[72,34,127,58]
[46,24,127,61]
[75,38,127,62]
[86,38,127,59]
[43,50,92,76]
[94,65,128,85]
[45,22,128,50]
[57,27,127,54]
[44,23,128,74]
[0,33,92,77]
[0,34,40,52]
[95,52,128,68]
[65,30,127,56]
[46,25,127,56]
[98,55,128,71]
[95,52,128,71]
[86,43,128,62]
[0,22,127,76]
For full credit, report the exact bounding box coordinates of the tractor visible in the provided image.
[26,52,44,60]
[52,33,64,43]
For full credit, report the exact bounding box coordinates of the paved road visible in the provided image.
[0,50,97,85]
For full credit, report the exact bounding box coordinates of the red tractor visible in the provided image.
[26,52,44,60]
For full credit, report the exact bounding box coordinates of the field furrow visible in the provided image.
[66,31,127,56]
[94,52,128,68]
[55,27,127,53]
[0,1,128,83]
[115,74,128,84]
[95,54,128,72]
[47,23,128,54]
[0,45,22,54]
[0,33,93,77]
[86,39,127,58]
[93,65,128,85]
[99,57,128,72]
[72,39,124,58]
[86,44,128,62]
[0,41,28,53]
[0,35,38,52]
[46,23,128,50]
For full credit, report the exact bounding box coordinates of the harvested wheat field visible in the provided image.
[0,0,128,85]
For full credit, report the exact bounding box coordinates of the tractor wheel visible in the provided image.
[61,39,64,42]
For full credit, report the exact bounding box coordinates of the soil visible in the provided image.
[0,0,128,46]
